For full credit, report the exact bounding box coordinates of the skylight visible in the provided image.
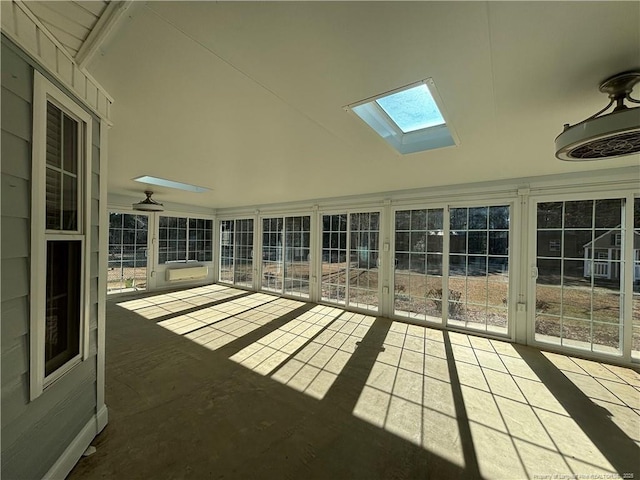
[133,176,209,193]
[347,78,457,155]
[375,84,445,133]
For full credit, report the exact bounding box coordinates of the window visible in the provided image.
[535,199,624,354]
[108,213,148,293]
[346,79,457,154]
[394,208,444,321]
[219,219,254,287]
[31,72,93,399]
[261,216,311,297]
[158,216,212,264]
[448,206,510,333]
[613,232,622,246]
[393,205,510,334]
[321,212,380,311]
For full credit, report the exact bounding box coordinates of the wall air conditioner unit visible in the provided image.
[555,71,640,160]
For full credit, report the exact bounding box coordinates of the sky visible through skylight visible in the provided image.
[376,84,445,133]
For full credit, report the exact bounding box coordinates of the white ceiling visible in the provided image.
[83,1,639,210]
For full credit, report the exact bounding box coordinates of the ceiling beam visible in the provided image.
[76,0,132,69]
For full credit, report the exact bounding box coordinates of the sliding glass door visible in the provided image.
[108,212,149,293]
[534,198,625,354]
[393,204,510,335]
[261,215,311,298]
[321,211,380,311]
[219,219,254,287]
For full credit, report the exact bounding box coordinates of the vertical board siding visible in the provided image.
[1,38,101,480]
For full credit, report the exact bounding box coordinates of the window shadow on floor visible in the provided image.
[514,344,640,477]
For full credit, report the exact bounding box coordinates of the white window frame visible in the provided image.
[30,72,93,400]
[107,210,151,295]
[157,214,213,265]
[390,198,516,340]
[614,232,622,247]
[258,213,313,299]
[217,217,255,287]
[527,190,636,363]
[317,208,383,313]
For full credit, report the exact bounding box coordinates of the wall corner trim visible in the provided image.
[42,413,102,480]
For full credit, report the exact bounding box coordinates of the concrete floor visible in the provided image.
[68,284,640,480]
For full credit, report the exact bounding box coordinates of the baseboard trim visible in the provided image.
[42,409,105,480]
[96,404,109,433]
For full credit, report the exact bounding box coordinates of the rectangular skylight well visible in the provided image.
[133,175,210,193]
[375,84,445,133]
[347,78,457,155]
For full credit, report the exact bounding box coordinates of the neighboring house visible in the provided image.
[583,228,640,281]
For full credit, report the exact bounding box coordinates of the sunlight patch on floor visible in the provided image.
[230,306,375,400]
[542,352,640,447]
[353,322,466,468]
[352,322,626,477]
[183,297,305,351]
[117,284,244,319]
[450,331,618,478]
[270,311,375,399]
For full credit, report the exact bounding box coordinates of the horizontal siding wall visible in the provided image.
[1,38,100,480]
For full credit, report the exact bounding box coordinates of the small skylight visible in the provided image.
[133,176,209,193]
[375,84,445,133]
[346,78,457,155]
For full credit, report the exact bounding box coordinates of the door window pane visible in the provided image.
[535,199,624,354]
[219,220,234,284]
[447,206,509,334]
[321,214,347,305]
[108,213,148,293]
[262,216,311,298]
[262,217,283,292]
[394,208,445,322]
[321,212,380,311]
[219,219,254,286]
[221,219,253,287]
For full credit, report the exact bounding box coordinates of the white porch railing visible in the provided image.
[584,261,611,279]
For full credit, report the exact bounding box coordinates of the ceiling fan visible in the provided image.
[555,71,640,160]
